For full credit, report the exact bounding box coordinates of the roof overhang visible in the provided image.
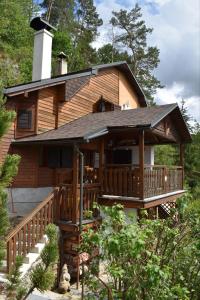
[4,61,146,107]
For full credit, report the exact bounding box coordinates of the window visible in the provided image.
[41,146,73,168]
[113,149,132,164]
[17,109,32,129]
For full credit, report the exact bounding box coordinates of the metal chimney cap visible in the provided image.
[30,17,57,32]
[58,52,67,59]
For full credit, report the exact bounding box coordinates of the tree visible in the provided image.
[81,203,200,299]
[180,99,193,132]
[0,0,40,84]
[110,4,162,105]
[96,43,131,65]
[154,145,178,166]
[40,0,103,71]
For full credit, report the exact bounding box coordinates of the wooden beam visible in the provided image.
[72,146,79,223]
[139,130,144,200]
[99,139,105,194]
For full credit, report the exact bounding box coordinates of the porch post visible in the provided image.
[72,145,79,223]
[139,130,144,200]
[179,143,184,189]
[99,138,105,194]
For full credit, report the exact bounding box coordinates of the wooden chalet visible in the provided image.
[0,17,191,281]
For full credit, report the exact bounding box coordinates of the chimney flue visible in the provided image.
[30,17,56,81]
[57,52,68,75]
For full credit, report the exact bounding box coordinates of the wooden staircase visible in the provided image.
[0,183,101,285]
[0,189,57,280]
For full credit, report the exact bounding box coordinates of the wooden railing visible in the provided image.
[56,183,101,222]
[5,190,57,274]
[103,165,140,197]
[102,164,183,199]
[144,165,183,198]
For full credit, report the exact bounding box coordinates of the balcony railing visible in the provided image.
[103,164,140,197]
[103,164,183,199]
[56,183,101,223]
[144,165,183,198]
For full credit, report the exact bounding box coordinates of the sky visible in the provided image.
[92,0,200,123]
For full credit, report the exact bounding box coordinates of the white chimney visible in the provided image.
[57,52,68,75]
[30,17,56,81]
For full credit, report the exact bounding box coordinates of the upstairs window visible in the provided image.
[17,109,32,129]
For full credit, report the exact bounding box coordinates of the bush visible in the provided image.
[81,201,200,300]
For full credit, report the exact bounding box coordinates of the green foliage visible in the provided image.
[6,256,27,300]
[81,202,200,299]
[154,145,178,166]
[24,224,58,298]
[96,43,130,65]
[41,0,103,72]
[40,224,59,269]
[0,1,39,85]
[30,264,55,292]
[110,4,163,105]
[0,92,20,268]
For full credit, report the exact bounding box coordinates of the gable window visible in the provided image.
[17,109,32,129]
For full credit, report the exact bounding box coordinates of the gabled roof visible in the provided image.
[4,61,146,107]
[13,103,192,144]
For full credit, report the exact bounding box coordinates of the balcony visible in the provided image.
[103,164,183,199]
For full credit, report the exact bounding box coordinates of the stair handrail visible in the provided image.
[5,188,59,273]
[6,188,59,242]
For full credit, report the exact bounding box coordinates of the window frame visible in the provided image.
[17,109,33,130]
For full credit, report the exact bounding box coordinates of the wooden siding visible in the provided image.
[12,146,38,187]
[0,123,14,164]
[58,68,119,126]
[14,93,37,139]
[37,167,54,187]
[153,115,181,143]
[37,87,57,134]
[0,92,37,164]
[119,72,140,109]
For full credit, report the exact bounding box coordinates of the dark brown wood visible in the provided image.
[99,139,104,193]
[139,130,144,199]
[72,147,79,223]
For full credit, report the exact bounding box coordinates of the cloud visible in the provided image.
[155,82,200,122]
[93,0,200,122]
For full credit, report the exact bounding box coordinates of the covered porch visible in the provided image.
[12,103,191,222]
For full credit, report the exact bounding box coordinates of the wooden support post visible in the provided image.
[139,130,144,200]
[179,144,184,189]
[99,139,105,194]
[72,146,79,223]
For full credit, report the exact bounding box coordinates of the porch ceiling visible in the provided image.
[13,103,191,145]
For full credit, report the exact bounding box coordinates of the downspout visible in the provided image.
[75,146,84,233]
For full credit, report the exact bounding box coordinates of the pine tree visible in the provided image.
[96,43,131,64]
[40,0,103,71]
[110,4,162,105]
